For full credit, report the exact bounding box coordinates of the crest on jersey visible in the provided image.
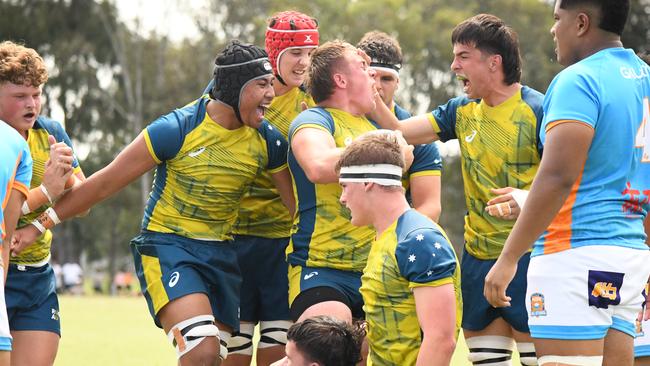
[530,292,547,317]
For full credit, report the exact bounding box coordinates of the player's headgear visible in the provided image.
[339,164,403,187]
[211,40,272,123]
[265,11,319,84]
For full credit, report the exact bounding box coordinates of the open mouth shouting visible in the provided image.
[457,75,470,93]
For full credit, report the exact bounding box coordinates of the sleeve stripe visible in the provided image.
[409,276,453,289]
[290,124,331,140]
[12,181,29,198]
[268,163,288,175]
[545,119,595,133]
[410,170,441,178]
[142,129,163,164]
[427,114,442,133]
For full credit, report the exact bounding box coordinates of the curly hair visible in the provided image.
[356,30,403,67]
[0,41,48,87]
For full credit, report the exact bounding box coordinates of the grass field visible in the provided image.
[56,295,521,365]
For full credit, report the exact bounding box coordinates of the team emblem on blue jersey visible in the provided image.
[530,293,547,317]
[588,270,623,309]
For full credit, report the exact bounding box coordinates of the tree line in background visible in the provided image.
[1,0,648,283]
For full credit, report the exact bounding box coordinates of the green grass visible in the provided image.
[56,295,521,365]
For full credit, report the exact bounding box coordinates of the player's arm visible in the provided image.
[22,136,74,214]
[484,121,593,307]
[413,283,457,366]
[3,189,27,281]
[291,127,343,184]
[12,133,157,252]
[271,168,296,218]
[369,109,440,145]
[410,175,441,222]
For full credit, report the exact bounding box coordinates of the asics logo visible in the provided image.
[188,147,206,157]
[303,271,318,280]
[169,271,180,287]
[465,130,477,143]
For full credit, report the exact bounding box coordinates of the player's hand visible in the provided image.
[484,256,517,308]
[395,130,414,172]
[485,187,520,220]
[300,101,309,112]
[10,224,42,257]
[42,135,74,199]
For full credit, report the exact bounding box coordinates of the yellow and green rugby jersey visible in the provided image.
[142,95,288,241]
[232,87,315,238]
[428,86,544,259]
[287,107,377,272]
[361,209,462,366]
[14,116,82,265]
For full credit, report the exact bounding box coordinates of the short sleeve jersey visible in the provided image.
[15,116,81,265]
[534,48,650,256]
[287,107,377,272]
[232,86,315,238]
[142,95,288,241]
[0,121,32,240]
[393,103,443,193]
[429,86,544,259]
[361,209,462,366]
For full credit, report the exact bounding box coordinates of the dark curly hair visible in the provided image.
[356,30,403,68]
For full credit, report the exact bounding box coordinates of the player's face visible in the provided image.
[341,49,377,115]
[550,0,580,66]
[372,68,399,108]
[340,182,372,227]
[0,82,42,136]
[278,47,313,88]
[450,43,494,99]
[285,341,318,366]
[239,74,275,128]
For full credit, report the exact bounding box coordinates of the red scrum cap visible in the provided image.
[265,11,319,79]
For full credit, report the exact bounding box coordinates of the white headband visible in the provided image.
[339,164,402,186]
[370,66,399,78]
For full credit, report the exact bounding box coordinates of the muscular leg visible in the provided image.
[159,293,232,366]
[10,330,59,366]
[296,301,352,323]
[223,321,254,366]
[464,318,516,366]
[603,328,634,366]
[535,338,603,366]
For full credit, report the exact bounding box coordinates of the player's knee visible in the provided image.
[167,315,231,362]
[516,342,537,365]
[258,320,291,349]
[228,323,255,356]
[538,355,602,366]
[466,336,515,366]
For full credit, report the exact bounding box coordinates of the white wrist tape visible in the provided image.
[40,185,53,204]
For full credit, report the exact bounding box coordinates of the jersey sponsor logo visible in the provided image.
[588,270,623,309]
[169,271,180,288]
[530,292,547,317]
[51,308,60,321]
[465,130,477,143]
[303,271,318,280]
[188,147,206,157]
[620,65,649,80]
